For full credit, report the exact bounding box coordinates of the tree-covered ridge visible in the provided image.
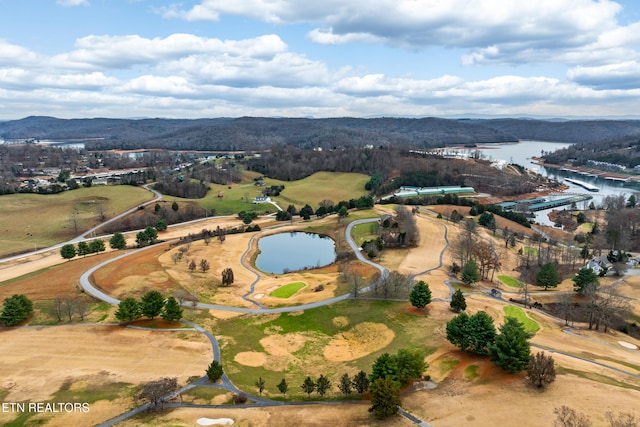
[1,116,517,150]
[542,135,640,168]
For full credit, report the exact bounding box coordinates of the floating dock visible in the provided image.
[565,178,599,192]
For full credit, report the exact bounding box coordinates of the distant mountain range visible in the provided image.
[1,116,640,151]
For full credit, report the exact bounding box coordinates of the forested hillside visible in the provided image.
[470,118,640,143]
[0,116,516,150]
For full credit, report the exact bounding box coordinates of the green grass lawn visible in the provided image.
[464,364,480,380]
[498,275,522,288]
[270,282,306,298]
[270,172,370,208]
[164,170,370,217]
[351,221,380,246]
[0,186,153,257]
[503,306,540,333]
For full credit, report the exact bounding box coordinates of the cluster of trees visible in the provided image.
[114,291,183,323]
[273,197,374,222]
[446,311,536,374]
[554,405,638,427]
[453,221,501,283]
[135,226,159,247]
[50,296,90,322]
[60,239,106,260]
[153,177,209,199]
[0,294,33,326]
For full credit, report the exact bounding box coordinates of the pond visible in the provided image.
[255,232,336,274]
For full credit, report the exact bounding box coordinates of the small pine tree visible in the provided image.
[450,288,467,313]
[338,373,352,395]
[409,281,432,309]
[256,377,266,395]
[461,259,480,285]
[114,297,140,323]
[315,374,331,397]
[490,317,533,373]
[206,360,223,382]
[352,370,370,394]
[277,378,289,395]
[368,377,400,419]
[60,243,77,261]
[301,376,316,397]
[161,296,183,322]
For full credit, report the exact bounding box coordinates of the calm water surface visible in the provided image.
[255,232,336,274]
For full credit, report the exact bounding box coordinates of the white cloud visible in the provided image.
[51,34,288,70]
[165,0,637,67]
[56,0,89,6]
[568,61,640,89]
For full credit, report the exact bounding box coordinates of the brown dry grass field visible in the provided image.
[0,186,153,257]
[1,205,639,426]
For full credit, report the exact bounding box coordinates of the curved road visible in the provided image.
[25,210,640,426]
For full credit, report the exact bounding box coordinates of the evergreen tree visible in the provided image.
[115,297,140,323]
[409,281,432,309]
[450,288,467,312]
[140,290,165,319]
[490,317,533,373]
[60,243,77,260]
[573,267,599,293]
[396,348,426,383]
[536,262,560,290]
[315,374,331,397]
[446,311,496,355]
[301,376,316,397]
[277,378,289,395]
[370,353,399,383]
[338,373,352,395]
[161,296,183,322]
[206,360,223,381]
[255,377,265,395]
[89,239,105,254]
[109,232,127,250]
[461,259,480,285]
[0,294,33,326]
[352,370,370,394]
[77,241,90,257]
[368,377,400,419]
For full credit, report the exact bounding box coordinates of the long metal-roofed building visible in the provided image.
[393,185,475,198]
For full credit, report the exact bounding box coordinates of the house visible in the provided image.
[253,195,271,204]
[584,256,611,275]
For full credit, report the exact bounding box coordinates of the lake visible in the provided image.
[468,141,640,225]
[255,232,336,274]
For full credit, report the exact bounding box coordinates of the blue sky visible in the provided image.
[1,0,639,119]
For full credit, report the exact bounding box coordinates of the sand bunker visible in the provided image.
[234,352,266,367]
[332,316,349,328]
[260,333,307,356]
[324,322,395,361]
[618,341,638,350]
[197,418,234,426]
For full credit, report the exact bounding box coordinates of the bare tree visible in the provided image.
[63,297,75,322]
[51,298,64,322]
[527,352,556,389]
[137,377,179,411]
[199,259,211,273]
[75,297,89,321]
[606,411,638,427]
[554,406,592,427]
[69,210,80,234]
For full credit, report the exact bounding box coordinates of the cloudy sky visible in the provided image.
[1,0,639,119]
